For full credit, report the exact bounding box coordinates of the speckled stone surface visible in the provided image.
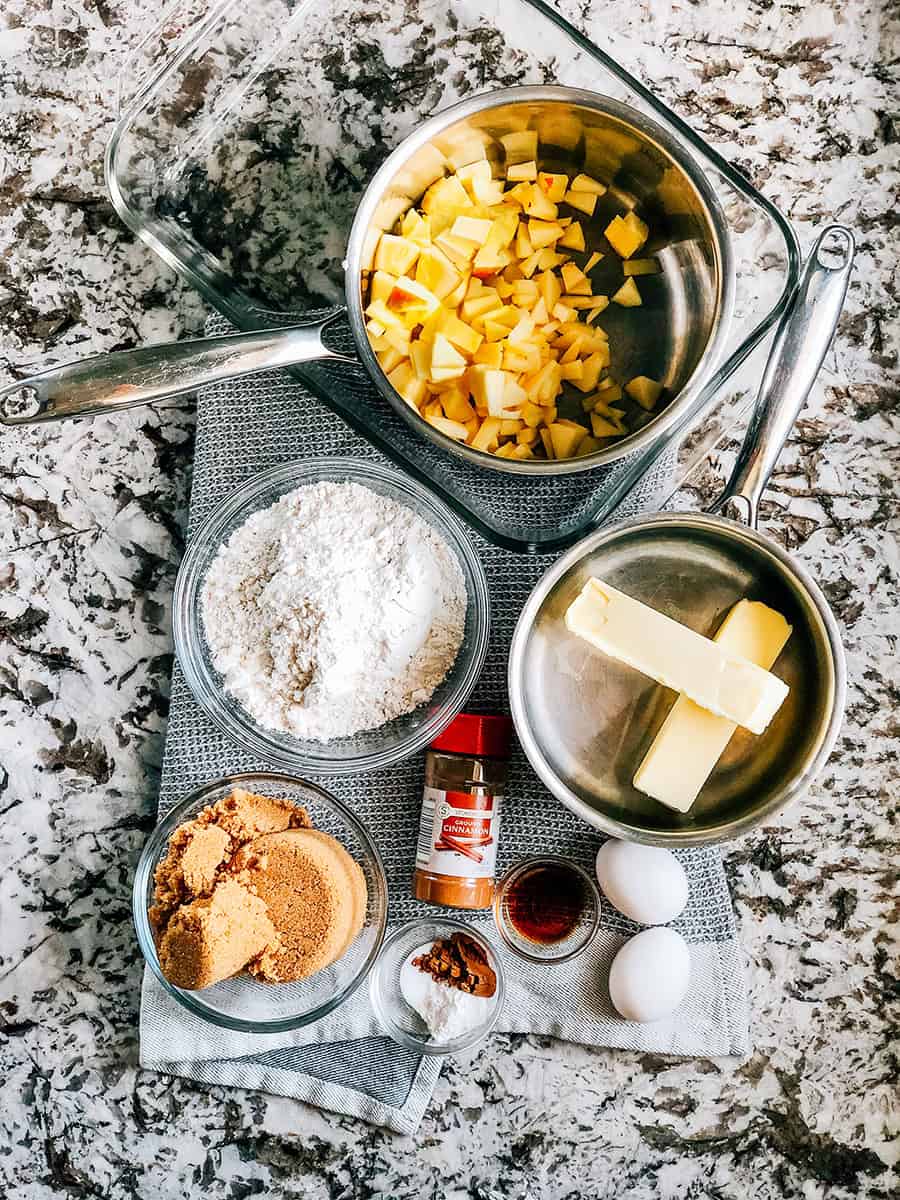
[1,0,898,1196]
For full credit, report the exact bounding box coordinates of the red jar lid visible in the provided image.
[430,712,513,758]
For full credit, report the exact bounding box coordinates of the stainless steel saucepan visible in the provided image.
[1,86,733,476]
[508,226,854,844]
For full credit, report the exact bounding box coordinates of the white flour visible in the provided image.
[201,481,468,740]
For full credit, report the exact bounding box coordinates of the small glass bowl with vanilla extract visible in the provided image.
[493,856,600,964]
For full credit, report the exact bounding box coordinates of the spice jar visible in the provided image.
[413,713,513,910]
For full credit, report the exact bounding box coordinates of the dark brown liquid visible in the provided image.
[505,863,587,945]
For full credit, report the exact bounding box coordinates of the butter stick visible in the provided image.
[565,579,790,734]
[633,599,793,813]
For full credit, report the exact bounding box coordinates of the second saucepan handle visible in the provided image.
[717,225,855,528]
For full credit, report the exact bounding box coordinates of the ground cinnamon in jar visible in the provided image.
[412,713,513,910]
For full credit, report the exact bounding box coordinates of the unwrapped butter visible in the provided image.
[564,579,789,735]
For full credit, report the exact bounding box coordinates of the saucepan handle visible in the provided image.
[0,310,353,425]
[716,225,855,527]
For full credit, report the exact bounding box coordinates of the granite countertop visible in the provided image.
[1,0,897,1195]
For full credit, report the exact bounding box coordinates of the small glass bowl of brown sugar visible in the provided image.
[370,919,505,1055]
[493,856,601,964]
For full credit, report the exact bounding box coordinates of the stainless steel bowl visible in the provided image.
[346,86,735,474]
[508,227,854,845]
[508,511,845,845]
[4,87,734,482]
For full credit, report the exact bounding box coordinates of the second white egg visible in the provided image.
[595,839,689,926]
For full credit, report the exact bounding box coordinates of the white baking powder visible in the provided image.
[201,481,467,741]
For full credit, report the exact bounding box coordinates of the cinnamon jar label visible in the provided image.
[414,786,502,880]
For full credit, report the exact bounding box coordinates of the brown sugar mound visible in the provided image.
[157,878,276,990]
[150,788,365,992]
[150,788,309,934]
[233,830,367,984]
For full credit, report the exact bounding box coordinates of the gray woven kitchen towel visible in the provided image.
[140,316,750,1135]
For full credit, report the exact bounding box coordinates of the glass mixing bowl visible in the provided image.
[173,457,489,774]
[133,772,388,1033]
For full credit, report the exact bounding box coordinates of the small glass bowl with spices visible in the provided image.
[370,918,505,1055]
[493,855,601,964]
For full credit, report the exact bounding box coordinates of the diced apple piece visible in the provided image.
[511,442,535,460]
[571,173,607,195]
[561,263,591,295]
[415,246,461,300]
[383,325,411,353]
[387,276,442,318]
[536,249,567,270]
[520,250,543,278]
[443,271,470,308]
[483,318,510,343]
[470,367,506,416]
[433,235,474,269]
[371,271,397,304]
[502,376,528,412]
[409,340,431,379]
[474,342,503,368]
[524,189,558,221]
[521,401,544,428]
[535,272,560,315]
[517,425,540,445]
[564,190,598,216]
[426,414,470,440]
[374,234,420,276]
[430,332,467,374]
[501,130,539,164]
[560,360,584,381]
[376,346,406,375]
[401,209,433,245]
[591,412,622,438]
[623,257,659,276]
[460,293,503,322]
[365,298,407,331]
[625,375,664,409]
[515,223,534,258]
[442,389,476,423]
[472,175,505,206]
[471,415,503,452]
[436,310,483,355]
[507,160,537,181]
[576,435,604,455]
[612,278,642,307]
[527,219,565,249]
[503,344,541,375]
[573,352,605,393]
[449,216,491,246]
[388,362,428,409]
[552,301,576,323]
[605,213,648,258]
[456,159,492,187]
[536,172,569,202]
[593,382,624,408]
[530,297,549,324]
[584,251,603,272]
[557,221,585,251]
[567,294,610,312]
[539,427,555,458]
[421,174,470,214]
[507,313,535,344]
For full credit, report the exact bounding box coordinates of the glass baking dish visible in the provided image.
[106,0,799,552]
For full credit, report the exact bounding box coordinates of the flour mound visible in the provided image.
[201,481,468,740]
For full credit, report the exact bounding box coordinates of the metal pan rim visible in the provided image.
[508,511,847,846]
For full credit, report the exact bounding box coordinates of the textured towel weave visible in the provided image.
[140,317,749,1135]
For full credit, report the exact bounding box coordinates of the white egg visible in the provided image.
[608,927,691,1022]
[595,839,689,925]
